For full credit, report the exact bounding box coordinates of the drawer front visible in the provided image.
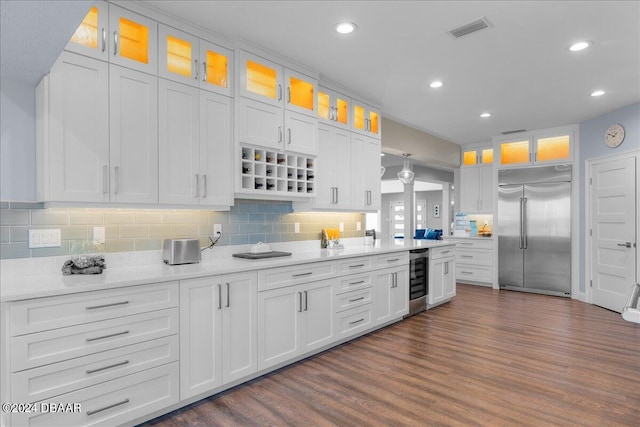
[12,308,179,372]
[373,252,409,269]
[457,249,492,266]
[335,288,373,313]
[456,265,493,283]
[12,362,179,427]
[453,239,493,250]
[336,256,373,274]
[335,305,373,339]
[430,246,456,260]
[12,335,179,403]
[258,261,335,292]
[11,282,179,336]
[335,272,373,294]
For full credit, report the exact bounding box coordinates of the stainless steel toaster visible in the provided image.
[163,238,201,265]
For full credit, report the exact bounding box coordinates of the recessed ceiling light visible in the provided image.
[480,112,492,118]
[336,22,357,34]
[380,153,385,157]
[429,81,444,88]
[590,90,605,97]
[569,41,591,52]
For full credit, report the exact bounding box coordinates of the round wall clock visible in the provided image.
[605,124,625,148]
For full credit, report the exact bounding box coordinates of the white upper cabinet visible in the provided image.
[350,133,381,211]
[109,65,158,204]
[158,24,233,96]
[315,124,351,209]
[352,100,381,139]
[460,165,493,214]
[317,86,350,130]
[39,52,158,204]
[159,79,233,207]
[237,50,318,156]
[494,127,574,168]
[65,1,109,61]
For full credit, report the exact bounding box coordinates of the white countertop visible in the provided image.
[0,239,453,302]
[445,236,494,240]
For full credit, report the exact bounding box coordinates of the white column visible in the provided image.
[403,181,414,240]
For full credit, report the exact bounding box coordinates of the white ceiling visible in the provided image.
[143,0,640,145]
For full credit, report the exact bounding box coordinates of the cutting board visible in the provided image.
[232,251,292,260]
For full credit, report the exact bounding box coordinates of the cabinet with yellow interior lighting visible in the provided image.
[66,1,157,75]
[237,50,318,156]
[352,100,381,139]
[460,145,494,213]
[317,86,350,130]
[158,24,232,97]
[493,127,575,168]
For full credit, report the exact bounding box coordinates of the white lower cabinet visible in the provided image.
[373,267,409,325]
[180,272,257,400]
[257,279,334,370]
[429,247,456,307]
[446,238,494,285]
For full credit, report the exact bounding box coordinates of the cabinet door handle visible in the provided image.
[113,31,118,56]
[288,128,292,145]
[87,399,130,416]
[218,284,222,310]
[335,187,339,204]
[444,262,449,275]
[194,59,199,80]
[86,301,129,310]
[102,165,108,194]
[348,296,365,303]
[292,272,312,278]
[278,126,283,143]
[86,360,129,375]
[114,166,119,194]
[101,28,106,52]
[226,282,230,308]
[331,107,336,121]
[278,84,282,101]
[195,174,200,197]
[203,61,207,82]
[202,174,207,198]
[349,318,365,325]
[304,290,308,311]
[86,330,129,342]
[298,291,303,312]
[287,87,291,103]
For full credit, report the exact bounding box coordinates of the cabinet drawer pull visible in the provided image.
[86,301,129,310]
[461,242,474,245]
[386,258,400,263]
[86,330,130,342]
[461,271,474,275]
[348,280,366,285]
[348,296,365,303]
[349,318,365,325]
[87,398,130,416]
[292,272,312,278]
[86,360,130,375]
[348,264,365,268]
[461,255,473,258]
[440,250,451,254]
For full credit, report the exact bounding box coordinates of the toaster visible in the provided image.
[163,239,201,265]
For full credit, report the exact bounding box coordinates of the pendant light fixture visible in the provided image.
[397,154,415,184]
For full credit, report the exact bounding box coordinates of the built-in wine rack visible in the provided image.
[240,146,315,196]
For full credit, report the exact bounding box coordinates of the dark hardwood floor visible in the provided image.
[143,285,640,426]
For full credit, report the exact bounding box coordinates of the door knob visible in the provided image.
[617,242,632,248]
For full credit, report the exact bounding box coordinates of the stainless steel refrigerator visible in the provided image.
[498,165,571,296]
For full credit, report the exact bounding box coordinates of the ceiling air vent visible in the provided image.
[501,129,527,135]
[448,17,491,39]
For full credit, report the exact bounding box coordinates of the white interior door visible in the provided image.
[590,156,638,312]
[390,201,404,238]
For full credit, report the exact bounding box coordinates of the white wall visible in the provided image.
[1,79,36,201]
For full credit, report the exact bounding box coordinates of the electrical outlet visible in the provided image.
[93,227,105,244]
[484,220,489,226]
[294,222,300,233]
[339,222,344,232]
[356,221,361,231]
[213,224,222,235]
[29,229,61,249]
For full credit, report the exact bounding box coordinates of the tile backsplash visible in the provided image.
[0,200,365,260]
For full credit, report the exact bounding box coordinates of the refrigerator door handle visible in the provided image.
[519,197,524,249]
[523,197,528,249]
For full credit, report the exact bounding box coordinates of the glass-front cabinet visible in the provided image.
[158,24,232,96]
[352,101,380,139]
[65,3,157,74]
[462,147,493,166]
[318,87,350,129]
[495,128,573,167]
